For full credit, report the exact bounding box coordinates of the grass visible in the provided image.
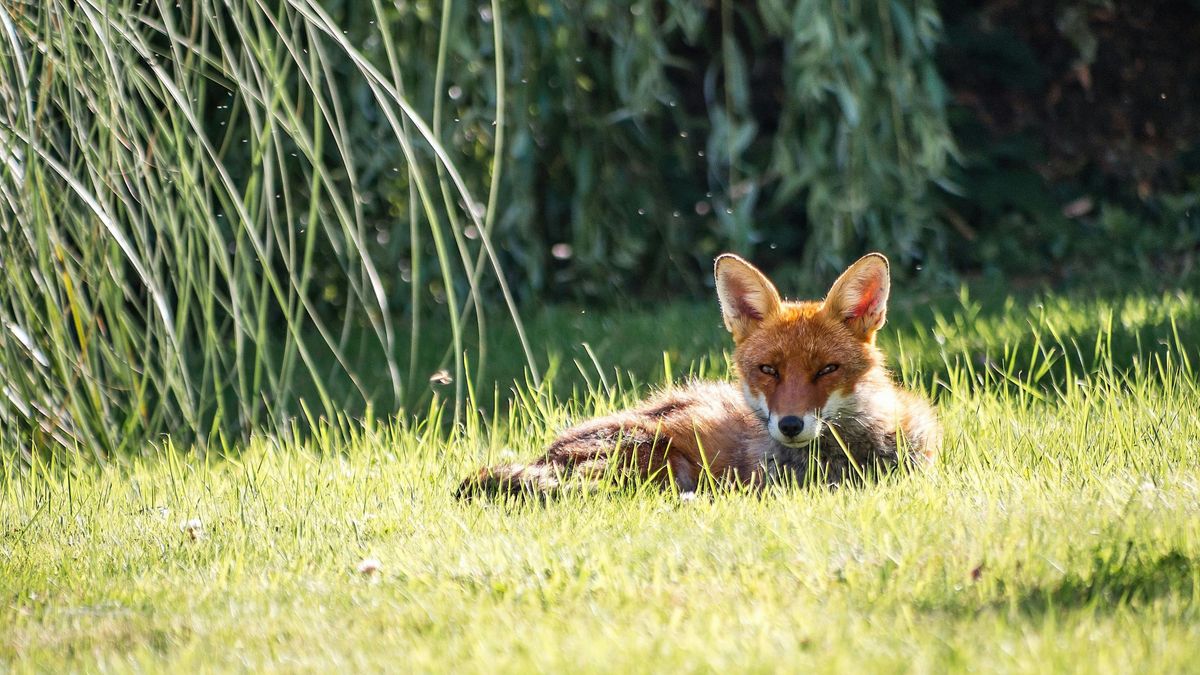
[4,3,1197,671]
[3,284,1200,672]
[0,0,535,458]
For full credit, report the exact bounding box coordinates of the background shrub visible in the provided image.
[356,0,955,302]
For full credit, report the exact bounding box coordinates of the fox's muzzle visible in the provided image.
[767,411,822,446]
[777,415,804,438]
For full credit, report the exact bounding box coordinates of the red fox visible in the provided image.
[458,253,940,497]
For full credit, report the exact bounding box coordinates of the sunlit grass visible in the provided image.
[3,289,1199,672]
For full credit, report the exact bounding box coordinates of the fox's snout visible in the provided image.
[767,410,823,447]
[777,415,804,437]
[773,414,818,446]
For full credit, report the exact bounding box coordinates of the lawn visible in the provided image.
[3,284,1200,673]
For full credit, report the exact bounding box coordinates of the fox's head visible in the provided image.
[715,253,890,447]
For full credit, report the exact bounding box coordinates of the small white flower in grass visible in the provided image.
[181,518,204,540]
[357,557,382,577]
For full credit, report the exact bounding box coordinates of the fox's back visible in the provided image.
[628,380,771,480]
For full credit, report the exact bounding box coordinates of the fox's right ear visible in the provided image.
[715,254,781,342]
[824,252,890,343]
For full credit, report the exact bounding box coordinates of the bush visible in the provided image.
[381,0,954,298]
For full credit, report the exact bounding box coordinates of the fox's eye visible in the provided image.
[759,364,778,378]
[816,363,839,378]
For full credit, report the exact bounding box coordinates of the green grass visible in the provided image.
[4,286,1200,673]
[0,0,537,458]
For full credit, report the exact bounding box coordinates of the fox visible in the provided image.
[457,252,940,497]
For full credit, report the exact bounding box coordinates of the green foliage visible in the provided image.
[386,0,955,295]
[0,0,536,460]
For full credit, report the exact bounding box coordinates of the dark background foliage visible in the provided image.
[938,0,1200,282]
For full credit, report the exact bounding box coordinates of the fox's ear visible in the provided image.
[824,253,890,342]
[715,254,782,342]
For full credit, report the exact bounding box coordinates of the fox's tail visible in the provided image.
[456,421,666,499]
[455,461,568,499]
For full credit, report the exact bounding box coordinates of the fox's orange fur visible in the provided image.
[458,253,940,497]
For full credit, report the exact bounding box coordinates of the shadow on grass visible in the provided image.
[283,273,1200,422]
[921,547,1197,619]
[1011,549,1194,613]
[429,281,1199,403]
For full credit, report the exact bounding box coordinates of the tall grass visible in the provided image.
[0,0,535,462]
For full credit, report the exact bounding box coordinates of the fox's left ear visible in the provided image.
[715,253,782,342]
[824,253,890,342]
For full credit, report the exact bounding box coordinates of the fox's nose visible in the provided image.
[777,415,804,438]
